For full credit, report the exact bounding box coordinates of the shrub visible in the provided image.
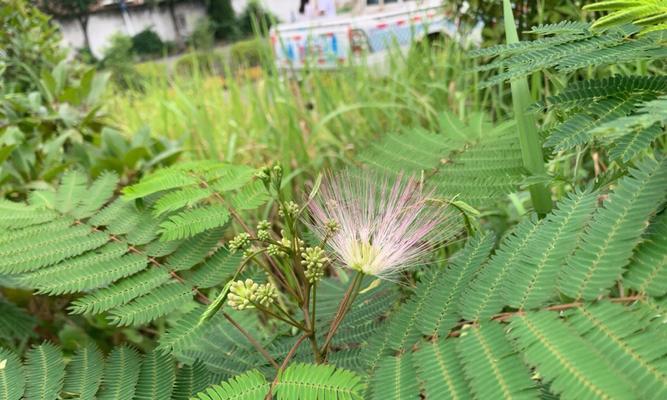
[101,33,140,88]
[174,51,228,76]
[0,0,65,92]
[230,37,269,70]
[189,16,215,50]
[131,28,166,57]
[238,0,276,37]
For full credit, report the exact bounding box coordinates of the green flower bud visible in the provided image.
[257,220,271,231]
[267,244,287,258]
[302,246,328,283]
[257,230,271,241]
[227,279,259,310]
[256,282,278,306]
[279,201,300,218]
[325,220,341,235]
[229,232,251,253]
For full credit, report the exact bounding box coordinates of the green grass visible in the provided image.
[108,40,504,177]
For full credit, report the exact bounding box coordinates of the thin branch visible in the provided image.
[446,295,645,337]
[224,312,279,370]
[265,334,309,400]
[320,271,364,359]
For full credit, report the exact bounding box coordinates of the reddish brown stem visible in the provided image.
[265,334,309,400]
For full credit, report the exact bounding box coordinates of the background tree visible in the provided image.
[39,0,96,51]
[206,0,238,40]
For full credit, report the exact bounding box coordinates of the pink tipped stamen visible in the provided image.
[307,170,456,279]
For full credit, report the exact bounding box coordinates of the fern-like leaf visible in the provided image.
[457,322,539,399]
[414,338,471,399]
[460,217,542,321]
[108,282,195,326]
[558,157,667,300]
[68,268,172,315]
[62,342,104,400]
[623,212,667,296]
[134,351,175,400]
[71,171,119,219]
[0,298,36,342]
[501,189,597,309]
[567,302,667,399]
[172,361,212,400]
[585,0,667,34]
[54,170,88,214]
[97,345,142,400]
[369,355,419,400]
[419,232,495,337]
[510,310,634,399]
[0,348,23,400]
[275,362,365,400]
[24,342,65,400]
[194,369,268,400]
[158,205,230,241]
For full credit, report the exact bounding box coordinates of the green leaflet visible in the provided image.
[193,364,364,400]
[457,322,539,399]
[96,345,142,400]
[0,348,24,400]
[558,157,667,300]
[369,354,419,400]
[134,351,176,400]
[414,339,471,400]
[24,342,65,400]
[567,302,667,399]
[501,189,598,309]
[509,311,635,399]
[63,343,104,400]
[623,212,667,296]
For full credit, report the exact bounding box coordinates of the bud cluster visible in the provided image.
[229,232,251,253]
[325,219,341,235]
[256,220,272,241]
[256,164,283,193]
[227,279,278,310]
[267,244,287,258]
[279,201,300,218]
[302,246,328,283]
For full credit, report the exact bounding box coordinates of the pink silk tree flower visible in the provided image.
[307,170,458,280]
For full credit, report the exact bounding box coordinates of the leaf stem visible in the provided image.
[223,312,279,370]
[264,334,309,400]
[319,271,364,360]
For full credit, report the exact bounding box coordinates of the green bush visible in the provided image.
[230,38,269,70]
[207,0,238,40]
[238,0,276,37]
[0,0,65,92]
[189,16,215,50]
[134,60,169,82]
[131,28,167,57]
[174,51,228,76]
[101,33,140,88]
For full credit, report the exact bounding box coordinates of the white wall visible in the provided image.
[55,1,301,58]
[232,0,300,24]
[55,1,206,59]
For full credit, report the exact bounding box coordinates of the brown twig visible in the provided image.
[320,271,364,360]
[224,312,279,370]
[446,295,645,336]
[265,334,309,400]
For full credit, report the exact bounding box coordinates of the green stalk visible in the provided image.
[503,0,552,216]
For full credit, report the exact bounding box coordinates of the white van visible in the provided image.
[269,0,482,72]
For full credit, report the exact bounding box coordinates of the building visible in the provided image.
[53,0,297,58]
